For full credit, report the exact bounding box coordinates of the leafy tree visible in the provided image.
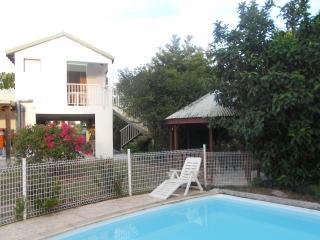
[0,72,15,89]
[211,0,320,188]
[118,36,216,148]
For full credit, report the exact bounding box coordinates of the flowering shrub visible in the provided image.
[14,123,92,162]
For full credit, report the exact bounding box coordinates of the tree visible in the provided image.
[0,72,15,89]
[210,0,320,188]
[118,35,216,148]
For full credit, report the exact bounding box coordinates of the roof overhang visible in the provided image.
[6,32,115,64]
[164,117,208,125]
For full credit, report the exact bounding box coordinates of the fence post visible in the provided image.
[22,158,27,220]
[127,149,132,196]
[203,144,207,190]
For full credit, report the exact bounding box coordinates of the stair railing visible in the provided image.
[120,124,141,148]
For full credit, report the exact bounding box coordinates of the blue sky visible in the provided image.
[0,0,319,83]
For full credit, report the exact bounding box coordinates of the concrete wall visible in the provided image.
[13,36,113,158]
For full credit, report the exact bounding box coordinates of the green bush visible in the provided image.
[113,175,124,197]
[29,170,62,211]
[305,185,320,200]
[15,198,25,220]
[124,136,151,153]
[13,123,92,163]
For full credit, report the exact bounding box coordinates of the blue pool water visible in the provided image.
[52,195,320,240]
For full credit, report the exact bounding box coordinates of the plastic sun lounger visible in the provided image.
[149,157,203,200]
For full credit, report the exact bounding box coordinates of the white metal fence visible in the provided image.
[0,148,253,226]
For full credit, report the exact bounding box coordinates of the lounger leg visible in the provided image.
[184,180,192,196]
[195,178,203,191]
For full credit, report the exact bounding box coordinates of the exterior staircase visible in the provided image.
[112,87,149,149]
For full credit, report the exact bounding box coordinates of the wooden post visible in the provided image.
[4,106,11,160]
[169,126,173,150]
[208,127,213,152]
[186,127,190,149]
[173,125,179,150]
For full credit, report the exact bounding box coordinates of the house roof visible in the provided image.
[164,92,234,125]
[6,32,115,63]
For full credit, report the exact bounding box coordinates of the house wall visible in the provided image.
[13,36,113,158]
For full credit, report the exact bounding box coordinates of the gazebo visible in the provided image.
[164,92,234,151]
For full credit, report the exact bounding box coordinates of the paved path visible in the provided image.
[0,190,205,240]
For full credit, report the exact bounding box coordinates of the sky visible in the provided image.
[0,0,319,84]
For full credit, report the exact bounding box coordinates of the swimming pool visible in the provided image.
[51,195,320,240]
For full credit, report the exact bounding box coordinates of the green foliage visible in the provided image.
[30,172,61,211]
[210,0,320,188]
[0,72,15,89]
[118,35,217,148]
[305,185,320,200]
[124,136,151,153]
[113,175,124,197]
[13,123,92,163]
[15,198,25,220]
[14,125,48,162]
[113,116,127,151]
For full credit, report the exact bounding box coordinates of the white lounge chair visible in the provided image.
[149,157,203,199]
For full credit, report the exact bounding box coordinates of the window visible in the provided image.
[24,59,41,72]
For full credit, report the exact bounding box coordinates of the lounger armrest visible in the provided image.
[189,170,199,179]
[167,169,181,179]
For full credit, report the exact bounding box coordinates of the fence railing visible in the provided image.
[67,83,107,106]
[120,124,141,148]
[0,148,253,226]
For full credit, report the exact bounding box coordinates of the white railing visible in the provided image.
[120,124,141,148]
[112,87,122,108]
[112,86,141,120]
[67,83,106,106]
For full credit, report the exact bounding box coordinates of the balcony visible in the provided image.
[67,83,106,106]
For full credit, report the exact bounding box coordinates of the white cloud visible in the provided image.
[0,0,319,84]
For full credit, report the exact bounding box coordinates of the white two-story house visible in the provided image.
[6,32,114,158]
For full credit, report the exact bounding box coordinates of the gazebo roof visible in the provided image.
[164,92,234,125]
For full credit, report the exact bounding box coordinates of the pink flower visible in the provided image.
[77,135,85,145]
[45,135,53,142]
[75,144,81,152]
[47,142,55,148]
[83,150,92,155]
[61,122,68,130]
[64,135,72,142]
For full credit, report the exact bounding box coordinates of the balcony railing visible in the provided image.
[67,83,106,106]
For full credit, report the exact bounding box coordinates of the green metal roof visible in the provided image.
[6,32,115,63]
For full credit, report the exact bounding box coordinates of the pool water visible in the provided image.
[52,195,320,240]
